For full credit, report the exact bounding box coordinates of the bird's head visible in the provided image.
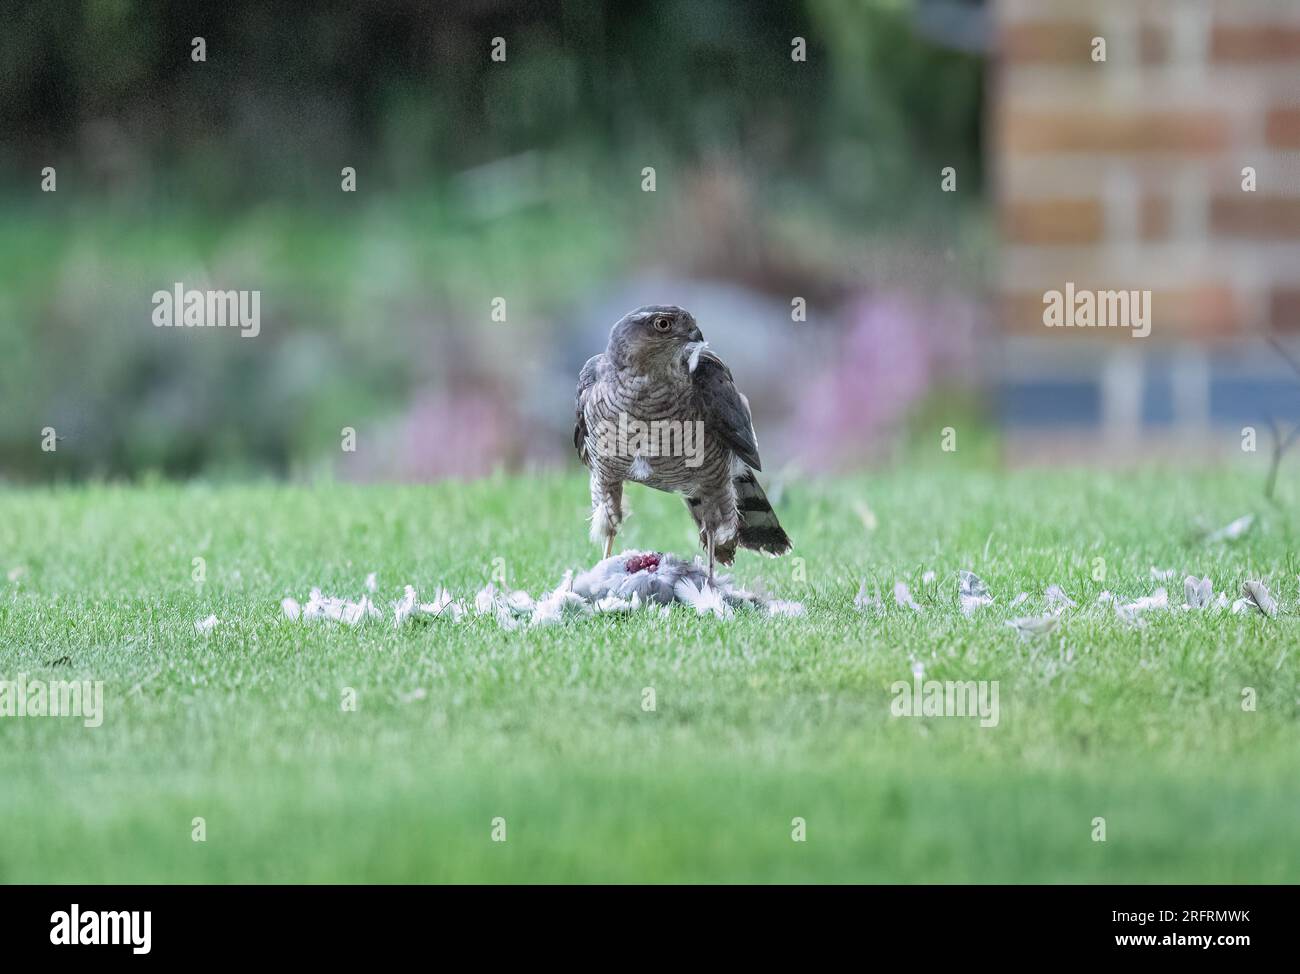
[608,305,704,369]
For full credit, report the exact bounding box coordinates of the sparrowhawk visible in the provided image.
[574,304,791,581]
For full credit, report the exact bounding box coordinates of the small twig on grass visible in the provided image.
[1263,337,1300,504]
[1263,414,1300,505]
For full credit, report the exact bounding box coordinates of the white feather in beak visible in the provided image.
[685,340,710,373]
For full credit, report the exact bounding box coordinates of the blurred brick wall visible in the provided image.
[993,0,1300,343]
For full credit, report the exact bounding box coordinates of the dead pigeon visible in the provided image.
[573,550,708,605]
[568,550,793,618]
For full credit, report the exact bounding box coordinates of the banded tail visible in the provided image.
[734,468,791,556]
[707,468,791,564]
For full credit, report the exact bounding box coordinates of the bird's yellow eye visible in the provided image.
[653,316,671,332]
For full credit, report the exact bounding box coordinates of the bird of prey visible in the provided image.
[574,304,791,581]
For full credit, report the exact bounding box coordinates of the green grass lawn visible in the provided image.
[1,469,1298,883]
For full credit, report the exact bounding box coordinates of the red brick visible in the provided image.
[1140,197,1171,240]
[1002,22,1097,63]
[1210,197,1300,239]
[1001,22,1168,65]
[1211,25,1300,61]
[1002,110,1230,154]
[1001,285,1238,339]
[1003,199,1104,244]
[1270,290,1300,331]
[1139,24,1169,65]
[1266,108,1300,148]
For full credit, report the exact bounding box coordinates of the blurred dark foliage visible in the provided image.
[1,0,982,211]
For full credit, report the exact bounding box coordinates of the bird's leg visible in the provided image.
[591,479,623,562]
[706,530,715,586]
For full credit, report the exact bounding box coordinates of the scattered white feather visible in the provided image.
[893,581,922,611]
[195,614,219,635]
[1044,585,1076,609]
[958,570,993,616]
[628,454,653,481]
[921,570,936,584]
[281,598,300,621]
[1240,580,1277,618]
[766,600,806,617]
[1150,566,1175,582]
[1095,591,1116,605]
[420,587,466,622]
[474,583,499,616]
[295,586,383,626]
[911,660,925,680]
[473,583,529,630]
[365,572,378,592]
[854,581,883,613]
[531,585,594,626]
[506,590,535,614]
[1009,592,1028,608]
[852,501,878,532]
[1006,613,1059,637]
[393,586,419,627]
[341,596,381,626]
[301,588,332,622]
[1132,589,1168,611]
[479,584,524,628]
[1116,588,1168,624]
[1205,514,1254,543]
[673,577,734,619]
[1183,575,1214,609]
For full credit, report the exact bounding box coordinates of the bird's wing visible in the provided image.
[691,347,762,471]
[574,353,604,467]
